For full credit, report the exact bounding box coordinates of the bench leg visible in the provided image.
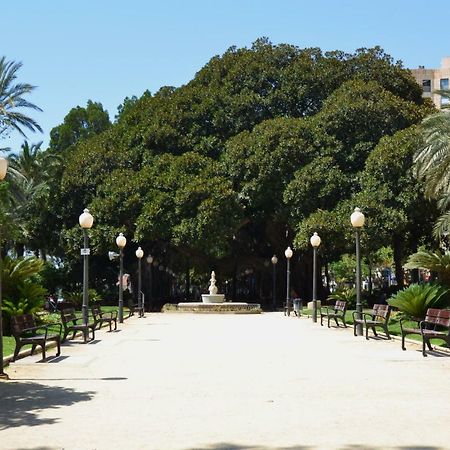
[109,321,112,332]
[334,317,339,328]
[353,323,357,337]
[12,344,22,362]
[31,344,37,355]
[62,330,69,343]
[320,315,323,326]
[401,333,406,351]
[385,326,391,340]
[372,327,378,337]
[114,319,117,330]
[341,317,347,328]
[41,344,46,361]
[426,340,433,351]
[56,338,61,357]
[365,325,370,340]
[422,339,428,357]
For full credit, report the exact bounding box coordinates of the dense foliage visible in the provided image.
[388,283,449,319]
[1,41,440,305]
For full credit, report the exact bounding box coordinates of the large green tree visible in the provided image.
[43,41,434,303]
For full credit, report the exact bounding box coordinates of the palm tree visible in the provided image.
[415,89,450,237]
[0,56,42,141]
[7,141,61,257]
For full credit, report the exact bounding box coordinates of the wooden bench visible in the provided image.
[91,303,117,331]
[400,308,450,357]
[11,314,62,361]
[128,299,144,318]
[320,300,347,328]
[353,304,391,340]
[60,307,96,343]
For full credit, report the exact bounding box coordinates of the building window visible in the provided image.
[422,79,431,92]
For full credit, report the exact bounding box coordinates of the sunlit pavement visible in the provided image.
[1,312,450,450]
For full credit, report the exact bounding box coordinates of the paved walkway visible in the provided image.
[1,312,450,450]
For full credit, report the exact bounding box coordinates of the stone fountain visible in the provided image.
[173,270,261,314]
[201,271,225,303]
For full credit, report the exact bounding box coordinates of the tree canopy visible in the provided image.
[4,40,437,303]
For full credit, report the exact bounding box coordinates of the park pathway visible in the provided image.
[1,312,450,450]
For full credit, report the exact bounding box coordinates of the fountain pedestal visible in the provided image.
[201,271,225,303]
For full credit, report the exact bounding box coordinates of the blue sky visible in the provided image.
[3,0,449,152]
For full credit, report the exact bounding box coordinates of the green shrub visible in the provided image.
[2,298,42,317]
[388,283,450,320]
[0,257,47,330]
[63,289,101,309]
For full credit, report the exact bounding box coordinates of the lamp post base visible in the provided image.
[0,372,10,380]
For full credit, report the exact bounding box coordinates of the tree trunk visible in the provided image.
[185,259,190,301]
[15,242,25,258]
[393,234,405,288]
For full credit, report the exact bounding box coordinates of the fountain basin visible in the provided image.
[201,294,225,303]
[170,302,262,314]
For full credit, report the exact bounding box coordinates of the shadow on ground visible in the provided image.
[0,381,95,429]
[183,444,442,450]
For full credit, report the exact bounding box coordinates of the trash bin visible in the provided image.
[293,298,302,316]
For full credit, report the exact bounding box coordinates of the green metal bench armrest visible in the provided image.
[352,311,366,321]
[46,322,63,335]
[19,324,50,338]
[399,318,420,332]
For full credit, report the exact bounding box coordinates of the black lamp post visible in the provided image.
[0,156,8,379]
[146,255,153,311]
[79,208,94,326]
[351,207,365,336]
[285,246,293,316]
[136,247,144,316]
[310,232,321,323]
[116,233,127,323]
[271,255,278,311]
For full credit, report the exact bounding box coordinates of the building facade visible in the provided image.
[410,57,450,109]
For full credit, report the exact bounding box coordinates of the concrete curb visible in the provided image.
[297,311,450,354]
[2,311,133,366]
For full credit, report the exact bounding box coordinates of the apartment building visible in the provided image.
[410,57,450,108]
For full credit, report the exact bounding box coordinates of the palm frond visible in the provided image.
[388,283,449,319]
[433,211,450,240]
[404,249,450,286]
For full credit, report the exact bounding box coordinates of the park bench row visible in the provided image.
[9,302,143,362]
[318,301,450,357]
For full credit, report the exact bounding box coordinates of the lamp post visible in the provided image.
[271,255,278,311]
[146,255,153,311]
[79,208,94,326]
[136,247,144,316]
[285,246,293,316]
[116,233,127,323]
[0,156,8,379]
[310,232,321,323]
[351,207,365,336]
